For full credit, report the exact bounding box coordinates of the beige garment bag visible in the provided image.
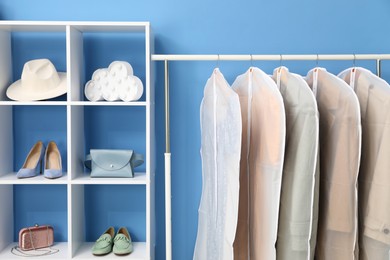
[272,67,319,260]
[233,67,286,260]
[339,67,390,260]
[306,68,361,260]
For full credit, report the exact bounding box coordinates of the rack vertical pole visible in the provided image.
[164,60,172,260]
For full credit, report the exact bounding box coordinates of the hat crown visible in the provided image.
[21,59,60,91]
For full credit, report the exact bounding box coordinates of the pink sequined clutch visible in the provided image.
[18,225,54,251]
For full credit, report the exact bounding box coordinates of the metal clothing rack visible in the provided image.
[151,53,390,260]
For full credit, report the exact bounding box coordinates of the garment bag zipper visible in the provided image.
[247,68,253,258]
[213,69,219,226]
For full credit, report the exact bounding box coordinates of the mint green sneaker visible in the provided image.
[113,227,133,255]
[92,227,115,256]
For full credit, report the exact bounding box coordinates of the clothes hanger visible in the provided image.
[276,54,283,90]
[216,54,220,69]
[349,54,357,90]
[312,54,320,97]
[250,54,253,72]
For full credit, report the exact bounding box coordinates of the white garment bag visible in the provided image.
[272,67,319,260]
[306,68,361,260]
[193,68,242,260]
[339,67,390,260]
[233,67,286,260]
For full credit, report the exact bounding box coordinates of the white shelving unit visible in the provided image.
[0,21,155,260]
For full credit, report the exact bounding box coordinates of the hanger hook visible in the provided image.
[280,54,283,68]
[250,54,253,67]
[316,54,319,67]
[216,54,220,68]
[353,54,356,67]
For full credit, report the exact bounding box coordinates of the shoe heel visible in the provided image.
[17,141,44,179]
[43,141,63,179]
[40,158,43,174]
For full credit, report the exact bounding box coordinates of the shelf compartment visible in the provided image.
[14,106,67,174]
[0,28,67,101]
[70,106,146,180]
[0,184,68,255]
[71,185,146,258]
[0,105,68,180]
[74,242,146,259]
[68,26,146,102]
[0,242,68,259]
[13,185,68,243]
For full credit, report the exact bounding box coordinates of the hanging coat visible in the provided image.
[338,67,390,260]
[233,67,286,260]
[193,68,242,260]
[306,68,361,260]
[272,67,319,260]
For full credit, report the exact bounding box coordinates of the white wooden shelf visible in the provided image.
[71,172,147,185]
[0,21,155,259]
[0,172,68,184]
[0,242,68,259]
[74,242,146,259]
[0,101,68,106]
[0,21,149,32]
[0,101,147,106]
[70,101,147,106]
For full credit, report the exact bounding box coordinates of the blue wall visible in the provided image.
[2,0,390,259]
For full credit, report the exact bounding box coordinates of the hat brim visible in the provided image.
[6,72,67,101]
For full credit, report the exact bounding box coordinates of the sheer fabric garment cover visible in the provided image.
[193,68,242,260]
[306,68,361,260]
[232,67,286,260]
[338,67,390,260]
[272,67,319,260]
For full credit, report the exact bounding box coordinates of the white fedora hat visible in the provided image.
[6,59,67,101]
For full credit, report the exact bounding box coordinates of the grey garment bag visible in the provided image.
[306,68,361,260]
[193,68,242,260]
[272,67,319,260]
[233,67,286,260]
[339,67,390,260]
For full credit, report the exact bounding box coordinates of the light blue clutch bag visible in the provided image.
[84,149,144,178]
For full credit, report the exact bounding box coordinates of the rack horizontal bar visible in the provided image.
[152,54,390,61]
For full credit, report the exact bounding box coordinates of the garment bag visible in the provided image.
[233,67,286,260]
[272,67,319,260]
[306,68,361,260]
[193,68,242,260]
[339,67,390,260]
